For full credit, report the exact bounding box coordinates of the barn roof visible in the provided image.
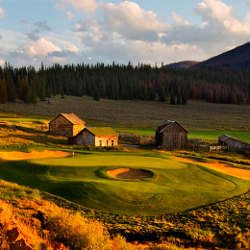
[49,113,85,125]
[84,127,117,137]
[219,134,249,147]
[158,120,188,134]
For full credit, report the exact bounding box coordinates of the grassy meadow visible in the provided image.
[0,95,250,131]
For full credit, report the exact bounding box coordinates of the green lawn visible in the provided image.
[0,151,249,215]
[118,128,250,143]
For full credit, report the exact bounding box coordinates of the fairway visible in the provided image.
[0,151,249,216]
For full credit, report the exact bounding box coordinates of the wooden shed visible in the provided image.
[69,127,118,147]
[155,120,188,150]
[49,113,86,137]
[218,135,250,152]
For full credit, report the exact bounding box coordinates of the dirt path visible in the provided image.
[176,157,250,180]
[0,150,70,161]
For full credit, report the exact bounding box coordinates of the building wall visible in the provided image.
[73,130,95,146]
[95,136,118,147]
[49,115,85,137]
[49,115,73,137]
[160,124,187,150]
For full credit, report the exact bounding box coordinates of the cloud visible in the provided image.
[66,43,79,53]
[0,58,5,66]
[0,8,5,18]
[66,11,74,20]
[171,12,189,25]
[34,21,51,31]
[101,1,166,40]
[24,38,61,56]
[66,0,98,12]
[2,0,250,67]
[80,39,207,65]
[196,0,250,33]
[27,21,52,41]
[74,1,167,43]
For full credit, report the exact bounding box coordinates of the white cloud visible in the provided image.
[0,58,5,66]
[102,1,167,40]
[196,0,250,33]
[66,0,98,12]
[0,8,5,18]
[74,1,167,44]
[66,43,79,53]
[172,12,189,25]
[24,38,61,56]
[66,10,74,20]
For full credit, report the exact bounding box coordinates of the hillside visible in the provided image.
[195,42,250,69]
[164,60,199,69]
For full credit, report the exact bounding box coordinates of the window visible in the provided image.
[111,140,114,146]
[106,140,109,146]
[99,140,102,147]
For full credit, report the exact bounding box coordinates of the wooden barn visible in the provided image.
[155,120,188,150]
[218,135,250,152]
[49,113,86,137]
[69,127,118,147]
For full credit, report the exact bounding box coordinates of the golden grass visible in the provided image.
[176,157,250,180]
[0,150,70,161]
[0,95,250,130]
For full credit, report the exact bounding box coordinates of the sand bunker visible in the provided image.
[176,157,250,180]
[107,168,153,180]
[0,150,70,161]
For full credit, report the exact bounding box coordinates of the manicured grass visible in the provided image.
[189,130,250,143]
[0,151,249,216]
[118,128,250,143]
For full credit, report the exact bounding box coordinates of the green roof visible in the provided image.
[86,127,117,136]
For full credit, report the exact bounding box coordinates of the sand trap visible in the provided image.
[176,157,250,180]
[0,150,70,161]
[107,168,153,180]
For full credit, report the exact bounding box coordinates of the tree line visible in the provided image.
[0,62,249,105]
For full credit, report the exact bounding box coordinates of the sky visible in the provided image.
[0,0,250,67]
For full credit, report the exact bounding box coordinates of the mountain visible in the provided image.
[195,42,250,69]
[164,60,199,69]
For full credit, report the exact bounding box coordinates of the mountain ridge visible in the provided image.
[165,42,250,70]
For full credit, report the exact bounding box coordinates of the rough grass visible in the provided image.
[0,193,131,250]
[0,95,250,131]
[118,128,250,143]
[0,151,249,216]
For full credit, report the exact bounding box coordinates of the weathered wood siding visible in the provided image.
[160,124,187,150]
[49,115,84,137]
[49,115,73,137]
[219,135,250,152]
[94,136,118,147]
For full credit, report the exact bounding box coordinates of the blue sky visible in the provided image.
[0,0,250,66]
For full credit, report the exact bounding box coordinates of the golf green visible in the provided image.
[0,151,249,215]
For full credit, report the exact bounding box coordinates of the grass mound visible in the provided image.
[107,168,154,180]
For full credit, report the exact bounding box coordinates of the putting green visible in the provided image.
[0,151,249,215]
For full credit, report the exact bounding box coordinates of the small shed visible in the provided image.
[155,120,188,150]
[70,127,118,147]
[49,113,86,137]
[218,135,250,152]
